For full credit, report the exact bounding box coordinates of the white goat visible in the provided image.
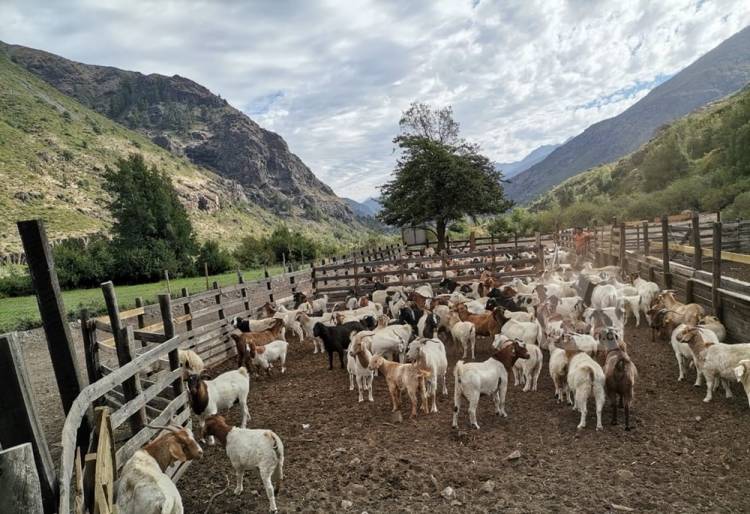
[591,284,619,310]
[347,331,374,402]
[203,416,284,513]
[734,360,750,408]
[567,352,606,431]
[185,368,250,445]
[670,324,716,384]
[252,340,289,374]
[406,337,448,413]
[499,318,544,347]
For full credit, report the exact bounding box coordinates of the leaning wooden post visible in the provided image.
[608,224,614,265]
[238,272,251,314]
[16,220,88,420]
[213,281,225,322]
[619,223,626,271]
[134,297,148,349]
[102,281,146,434]
[164,269,171,297]
[712,222,722,319]
[181,287,194,343]
[643,221,650,256]
[264,268,274,304]
[490,235,496,273]
[0,334,57,513]
[398,248,406,285]
[636,224,641,253]
[0,443,46,514]
[204,262,210,291]
[692,211,702,271]
[158,294,183,400]
[440,250,448,280]
[661,215,672,289]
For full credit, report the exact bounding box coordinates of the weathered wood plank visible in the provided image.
[0,443,44,514]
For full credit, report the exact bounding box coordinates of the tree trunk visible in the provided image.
[436,219,447,251]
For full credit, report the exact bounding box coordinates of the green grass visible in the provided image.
[0,265,284,333]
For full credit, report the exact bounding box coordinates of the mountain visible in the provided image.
[506,25,750,204]
[0,41,355,223]
[0,50,367,254]
[530,85,750,225]
[343,197,382,218]
[495,144,560,179]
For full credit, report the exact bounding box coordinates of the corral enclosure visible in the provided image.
[6,212,750,513]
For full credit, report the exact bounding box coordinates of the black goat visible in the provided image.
[313,321,365,370]
[419,312,440,338]
[485,296,523,312]
[399,305,424,330]
[438,278,459,294]
[231,316,252,333]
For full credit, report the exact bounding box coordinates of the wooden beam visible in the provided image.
[17,220,88,421]
[101,282,146,434]
[619,224,626,269]
[642,220,649,256]
[713,222,722,319]
[0,334,57,513]
[661,215,672,289]
[159,294,183,400]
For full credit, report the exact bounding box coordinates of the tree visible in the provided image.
[379,105,510,249]
[104,154,196,282]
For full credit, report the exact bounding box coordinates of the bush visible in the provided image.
[53,237,114,289]
[234,225,337,268]
[0,269,34,298]
[196,241,235,275]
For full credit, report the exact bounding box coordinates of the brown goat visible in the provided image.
[368,354,431,419]
[230,318,285,368]
[454,304,505,337]
[603,347,638,430]
[652,291,705,326]
[141,425,203,471]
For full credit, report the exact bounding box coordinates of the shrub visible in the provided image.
[196,240,235,275]
[0,269,34,298]
[53,237,114,289]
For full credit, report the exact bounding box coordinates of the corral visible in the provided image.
[4,214,750,513]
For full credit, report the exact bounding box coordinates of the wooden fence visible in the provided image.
[312,235,551,301]
[566,213,750,342]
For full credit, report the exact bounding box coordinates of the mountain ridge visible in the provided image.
[0,41,356,222]
[495,144,560,179]
[506,25,750,204]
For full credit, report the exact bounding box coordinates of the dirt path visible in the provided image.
[178,325,750,513]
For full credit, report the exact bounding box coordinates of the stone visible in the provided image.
[346,483,367,498]
[506,450,522,461]
[348,457,361,467]
[340,500,353,509]
[441,487,455,500]
[480,480,496,493]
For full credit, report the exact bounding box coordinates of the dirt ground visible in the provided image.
[179,326,750,514]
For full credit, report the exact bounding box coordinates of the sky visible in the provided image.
[1,1,749,201]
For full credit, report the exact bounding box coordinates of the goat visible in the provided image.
[416,311,440,338]
[652,290,705,326]
[295,311,334,353]
[454,303,505,337]
[347,331,375,402]
[231,316,278,333]
[680,327,750,404]
[116,425,203,514]
[567,351,606,431]
[734,360,750,408]
[230,318,285,369]
[368,354,430,419]
[313,321,365,370]
[203,415,284,513]
[250,340,289,374]
[494,335,543,392]
[406,338,448,413]
[603,344,638,430]
[698,315,726,342]
[452,339,529,429]
[178,349,204,373]
[185,368,250,445]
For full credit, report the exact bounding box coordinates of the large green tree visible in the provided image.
[104,154,196,282]
[378,103,510,249]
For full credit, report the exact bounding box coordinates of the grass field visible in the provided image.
[0,265,284,333]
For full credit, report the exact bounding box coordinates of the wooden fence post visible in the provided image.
[619,224,626,271]
[712,222,722,319]
[608,225,614,265]
[289,264,297,295]
[134,297,148,349]
[0,443,45,514]
[352,254,360,296]
[164,269,171,297]
[80,309,101,388]
[213,281,225,321]
[441,250,448,280]
[0,334,56,513]
[238,273,251,314]
[182,287,194,341]
[264,268,274,304]
[642,221,650,257]
[636,224,640,253]
[661,215,672,289]
[514,232,518,255]
[158,294,184,400]
[490,235,496,273]
[536,232,544,272]
[16,220,88,420]
[399,249,406,285]
[102,281,146,434]
[692,211,702,271]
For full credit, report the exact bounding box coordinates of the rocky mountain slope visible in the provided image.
[0,51,365,254]
[0,41,355,223]
[506,25,750,204]
[343,197,382,218]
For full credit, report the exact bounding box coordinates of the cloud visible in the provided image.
[1,0,748,200]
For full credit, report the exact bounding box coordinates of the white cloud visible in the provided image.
[1,0,748,199]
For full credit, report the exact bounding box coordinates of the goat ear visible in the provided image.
[735,365,746,381]
[168,438,188,462]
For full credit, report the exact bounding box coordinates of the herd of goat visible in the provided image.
[115,249,750,513]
